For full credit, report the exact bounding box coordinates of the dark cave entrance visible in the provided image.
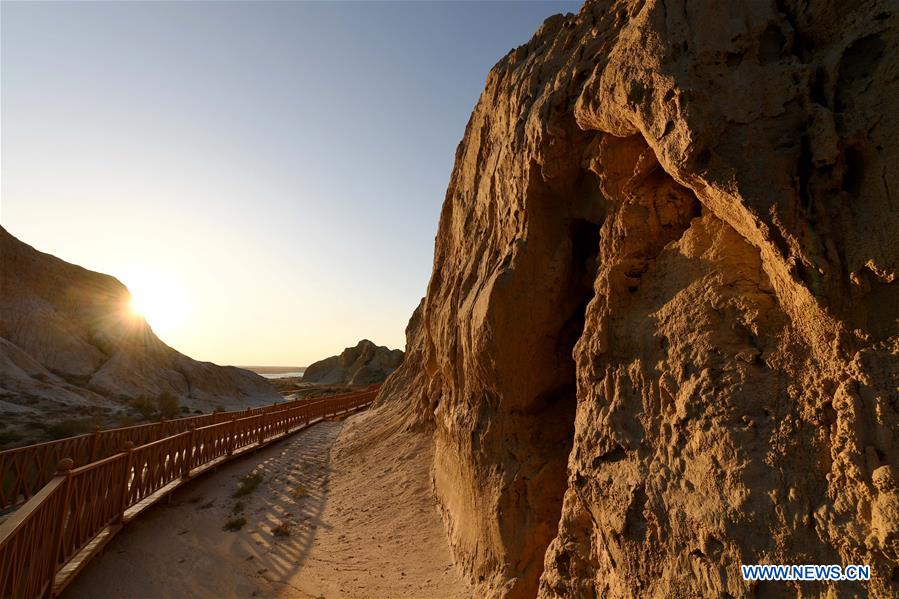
[515,172,604,594]
[542,216,602,422]
[558,217,603,360]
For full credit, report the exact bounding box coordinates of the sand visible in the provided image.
[63,412,469,598]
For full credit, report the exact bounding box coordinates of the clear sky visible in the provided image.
[1,0,580,367]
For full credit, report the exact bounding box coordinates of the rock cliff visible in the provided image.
[302,339,404,385]
[0,226,280,438]
[376,1,899,597]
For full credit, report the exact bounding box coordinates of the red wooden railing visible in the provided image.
[0,386,378,599]
[0,388,371,512]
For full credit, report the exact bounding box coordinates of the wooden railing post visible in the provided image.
[118,442,135,524]
[182,427,195,480]
[47,458,74,597]
[227,419,236,456]
[258,414,267,447]
[89,426,102,462]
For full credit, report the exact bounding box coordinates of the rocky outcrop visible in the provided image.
[376,1,899,597]
[0,227,280,423]
[303,339,403,385]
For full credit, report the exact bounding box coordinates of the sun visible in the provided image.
[124,273,188,337]
[128,295,148,318]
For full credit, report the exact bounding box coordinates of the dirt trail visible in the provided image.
[63,414,469,598]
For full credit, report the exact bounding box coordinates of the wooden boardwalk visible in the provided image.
[0,388,379,599]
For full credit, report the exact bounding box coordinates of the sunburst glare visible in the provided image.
[124,272,188,339]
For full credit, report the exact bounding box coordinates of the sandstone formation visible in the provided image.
[0,226,280,438]
[375,1,899,597]
[302,339,404,385]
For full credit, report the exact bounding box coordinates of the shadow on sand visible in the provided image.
[237,420,339,580]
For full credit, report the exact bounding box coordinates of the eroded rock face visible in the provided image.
[0,226,280,421]
[302,339,404,385]
[377,1,899,597]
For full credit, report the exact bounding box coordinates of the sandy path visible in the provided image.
[63,414,469,598]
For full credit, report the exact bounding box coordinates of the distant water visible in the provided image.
[240,366,306,379]
[260,371,305,380]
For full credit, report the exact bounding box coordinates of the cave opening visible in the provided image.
[522,195,603,592]
[563,217,603,345]
[489,161,607,596]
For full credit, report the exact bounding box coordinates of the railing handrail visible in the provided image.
[0,386,379,599]
[67,451,126,476]
[194,420,231,433]
[128,429,192,453]
[0,471,67,544]
[0,433,96,454]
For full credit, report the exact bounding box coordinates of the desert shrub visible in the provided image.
[116,414,138,427]
[180,406,190,414]
[233,472,263,497]
[128,392,181,420]
[47,418,95,440]
[0,430,24,447]
[223,516,246,532]
[271,520,292,538]
[232,501,245,514]
[156,391,180,419]
[129,396,157,420]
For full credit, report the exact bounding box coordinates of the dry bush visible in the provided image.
[233,472,263,497]
[223,516,246,532]
[272,520,292,538]
[156,391,180,419]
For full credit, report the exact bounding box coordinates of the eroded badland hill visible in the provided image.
[0,226,279,444]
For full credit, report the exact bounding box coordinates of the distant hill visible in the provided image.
[0,226,280,444]
[302,340,403,385]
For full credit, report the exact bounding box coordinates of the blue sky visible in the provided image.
[1,0,581,365]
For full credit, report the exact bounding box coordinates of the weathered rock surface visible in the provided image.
[303,339,404,385]
[376,1,899,597]
[0,226,280,430]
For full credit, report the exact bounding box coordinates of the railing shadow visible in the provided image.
[240,420,337,580]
